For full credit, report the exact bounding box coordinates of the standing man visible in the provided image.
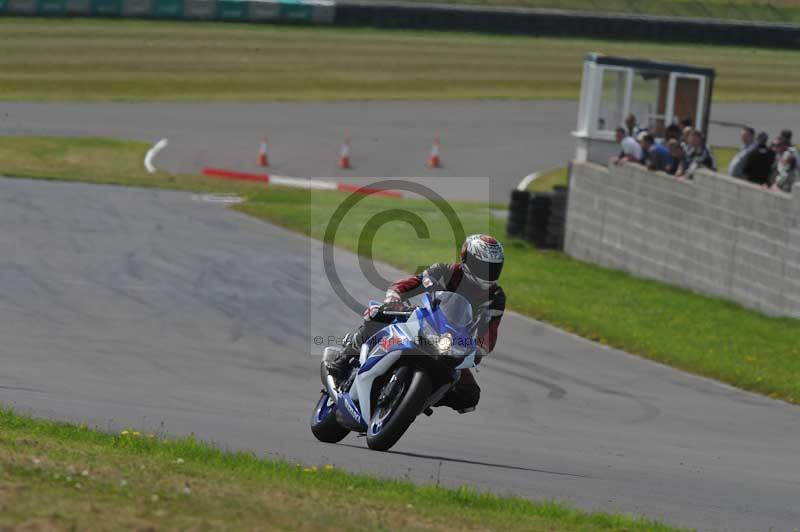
[624,113,644,138]
[770,133,798,193]
[728,126,757,178]
[742,132,774,186]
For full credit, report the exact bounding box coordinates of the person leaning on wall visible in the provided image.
[612,127,643,165]
[675,130,716,180]
[640,133,672,172]
[666,139,686,176]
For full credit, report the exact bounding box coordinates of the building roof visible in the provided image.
[586,53,716,78]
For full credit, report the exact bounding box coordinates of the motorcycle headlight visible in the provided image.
[436,333,453,354]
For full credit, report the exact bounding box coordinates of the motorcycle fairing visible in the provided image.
[335,392,367,432]
[340,291,478,434]
[353,322,417,427]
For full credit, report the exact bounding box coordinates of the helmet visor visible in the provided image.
[464,254,503,283]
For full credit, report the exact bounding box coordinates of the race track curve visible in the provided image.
[1,177,799,531]
[4,101,800,202]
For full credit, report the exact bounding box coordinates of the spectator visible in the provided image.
[666,139,686,175]
[664,124,682,143]
[680,116,694,130]
[742,132,774,186]
[676,130,716,179]
[624,113,645,138]
[728,126,757,178]
[681,125,694,144]
[769,133,798,193]
[613,127,643,165]
[636,130,649,164]
[640,133,672,172]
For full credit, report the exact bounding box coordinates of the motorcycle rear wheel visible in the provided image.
[310,392,350,443]
[366,366,431,451]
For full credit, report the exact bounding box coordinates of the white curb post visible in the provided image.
[144,138,169,174]
[516,171,540,191]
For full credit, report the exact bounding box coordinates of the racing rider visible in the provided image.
[326,234,506,413]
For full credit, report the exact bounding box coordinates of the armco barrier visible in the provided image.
[564,161,800,318]
[1,0,335,23]
[333,2,800,49]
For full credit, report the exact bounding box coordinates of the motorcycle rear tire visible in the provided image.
[366,367,431,452]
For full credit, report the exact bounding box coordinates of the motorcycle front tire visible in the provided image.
[366,367,432,452]
[310,392,350,443]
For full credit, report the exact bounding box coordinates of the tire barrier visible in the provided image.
[546,185,568,250]
[508,186,568,250]
[505,189,529,238]
[523,193,551,248]
[0,0,336,24]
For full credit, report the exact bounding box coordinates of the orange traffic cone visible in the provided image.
[426,136,441,168]
[257,137,269,167]
[338,137,352,169]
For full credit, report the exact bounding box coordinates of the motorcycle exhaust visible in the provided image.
[320,347,342,402]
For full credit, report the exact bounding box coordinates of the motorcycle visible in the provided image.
[310,290,484,451]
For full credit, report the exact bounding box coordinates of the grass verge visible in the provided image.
[0,407,683,531]
[2,18,800,102]
[2,136,799,408]
[527,167,569,192]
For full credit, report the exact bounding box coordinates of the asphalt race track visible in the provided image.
[3,101,799,202]
[2,177,800,531]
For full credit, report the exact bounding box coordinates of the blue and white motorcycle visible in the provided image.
[311,291,483,451]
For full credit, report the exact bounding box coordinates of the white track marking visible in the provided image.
[270,175,337,190]
[144,138,168,174]
[191,194,245,204]
[516,171,540,191]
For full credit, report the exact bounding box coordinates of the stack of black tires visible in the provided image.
[545,186,568,249]
[524,193,551,247]
[505,186,568,250]
[505,189,530,238]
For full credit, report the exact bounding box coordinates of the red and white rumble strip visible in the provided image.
[201,167,403,198]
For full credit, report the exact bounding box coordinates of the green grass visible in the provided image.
[0,407,684,531]
[527,166,569,192]
[3,18,800,102]
[713,146,737,172]
[2,135,799,407]
[380,0,800,24]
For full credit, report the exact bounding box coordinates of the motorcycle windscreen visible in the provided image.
[389,292,473,349]
[432,291,473,328]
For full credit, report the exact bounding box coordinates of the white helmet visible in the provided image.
[460,234,504,289]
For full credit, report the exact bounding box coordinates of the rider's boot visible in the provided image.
[326,332,361,385]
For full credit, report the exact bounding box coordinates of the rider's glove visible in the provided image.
[383,290,404,311]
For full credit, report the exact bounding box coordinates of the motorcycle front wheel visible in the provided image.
[366,365,432,451]
[310,392,350,443]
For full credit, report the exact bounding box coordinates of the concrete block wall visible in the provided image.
[565,161,800,318]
